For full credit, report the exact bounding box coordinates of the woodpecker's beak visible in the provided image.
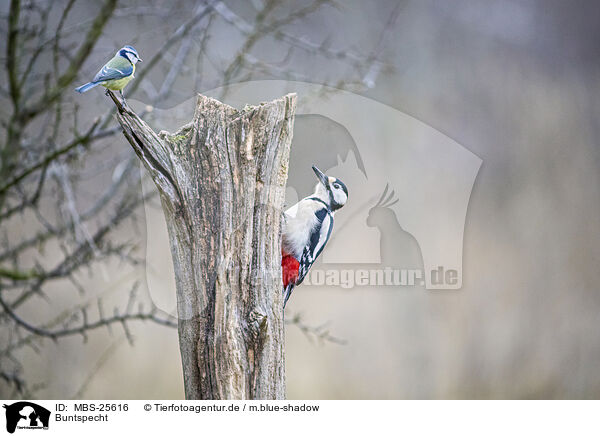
[312,165,328,187]
[138,58,143,62]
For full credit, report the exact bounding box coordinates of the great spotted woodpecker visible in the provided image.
[281,166,348,307]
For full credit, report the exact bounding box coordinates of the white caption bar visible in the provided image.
[1,400,597,435]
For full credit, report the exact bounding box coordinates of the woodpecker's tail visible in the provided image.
[283,283,295,309]
[75,82,99,93]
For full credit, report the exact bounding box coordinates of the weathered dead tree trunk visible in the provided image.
[109,92,296,399]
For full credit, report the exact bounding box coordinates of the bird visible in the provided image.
[75,45,142,103]
[281,165,348,307]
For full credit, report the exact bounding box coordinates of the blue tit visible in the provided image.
[75,45,142,101]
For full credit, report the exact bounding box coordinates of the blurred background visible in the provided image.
[1,0,599,399]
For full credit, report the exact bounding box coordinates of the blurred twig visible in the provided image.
[0,284,176,342]
[286,312,346,345]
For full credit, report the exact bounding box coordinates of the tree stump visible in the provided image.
[109,92,296,399]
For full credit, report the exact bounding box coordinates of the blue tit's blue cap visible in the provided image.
[121,45,138,56]
[119,45,141,61]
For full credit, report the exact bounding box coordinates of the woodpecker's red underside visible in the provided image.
[282,251,300,288]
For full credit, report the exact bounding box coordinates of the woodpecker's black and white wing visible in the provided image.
[296,207,334,286]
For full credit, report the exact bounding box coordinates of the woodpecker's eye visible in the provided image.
[333,183,340,189]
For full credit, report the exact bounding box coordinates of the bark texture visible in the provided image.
[110,92,296,399]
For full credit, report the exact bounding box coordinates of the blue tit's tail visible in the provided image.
[75,82,99,93]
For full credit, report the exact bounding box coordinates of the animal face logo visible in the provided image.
[3,402,50,434]
[139,80,482,315]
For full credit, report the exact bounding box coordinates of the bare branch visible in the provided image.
[0,370,24,393]
[0,293,176,341]
[0,161,145,263]
[0,117,101,197]
[126,1,215,99]
[361,1,402,88]
[0,267,42,281]
[70,337,125,399]
[6,0,21,110]
[213,1,373,69]
[18,0,118,124]
[286,312,346,345]
[0,161,48,221]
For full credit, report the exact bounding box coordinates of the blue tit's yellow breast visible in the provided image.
[101,64,135,91]
[101,75,134,91]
